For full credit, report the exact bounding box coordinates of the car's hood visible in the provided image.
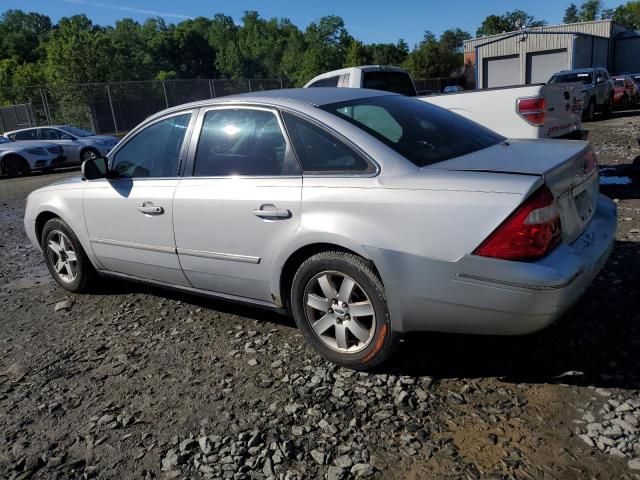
[83,135,119,143]
[48,176,85,187]
[0,140,58,150]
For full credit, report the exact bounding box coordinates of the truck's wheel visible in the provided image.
[583,99,596,122]
[604,95,614,116]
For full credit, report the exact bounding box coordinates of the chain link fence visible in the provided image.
[2,78,293,135]
[1,76,463,135]
[413,76,466,94]
[0,104,37,134]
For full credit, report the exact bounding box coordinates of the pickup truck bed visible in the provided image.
[305,66,584,140]
[420,83,584,139]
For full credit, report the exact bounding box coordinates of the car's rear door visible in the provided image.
[173,106,302,303]
[83,110,196,285]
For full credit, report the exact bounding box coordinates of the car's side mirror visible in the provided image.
[60,134,75,140]
[596,77,604,84]
[82,156,110,180]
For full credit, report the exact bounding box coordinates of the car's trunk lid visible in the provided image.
[431,139,599,243]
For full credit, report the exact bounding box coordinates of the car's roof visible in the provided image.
[149,88,396,122]
[197,88,394,107]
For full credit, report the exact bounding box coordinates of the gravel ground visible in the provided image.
[1,111,640,480]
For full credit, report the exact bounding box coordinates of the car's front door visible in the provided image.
[83,111,195,285]
[173,106,302,303]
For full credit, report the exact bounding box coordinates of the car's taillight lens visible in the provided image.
[474,186,562,261]
[517,97,546,126]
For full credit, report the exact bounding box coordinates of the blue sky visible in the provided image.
[4,0,631,46]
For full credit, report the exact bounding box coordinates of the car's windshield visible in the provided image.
[322,95,504,167]
[549,72,593,85]
[0,136,12,144]
[362,71,417,97]
[614,79,625,87]
[59,126,95,137]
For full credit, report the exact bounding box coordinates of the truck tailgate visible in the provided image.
[540,82,582,138]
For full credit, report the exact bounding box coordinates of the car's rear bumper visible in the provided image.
[378,195,617,335]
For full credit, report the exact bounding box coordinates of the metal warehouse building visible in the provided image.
[464,20,640,89]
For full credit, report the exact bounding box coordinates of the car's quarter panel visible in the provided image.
[174,177,302,301]
[378,195,616,334]
[83,178,189,285]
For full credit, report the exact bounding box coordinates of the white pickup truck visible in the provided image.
[305,65,584,140]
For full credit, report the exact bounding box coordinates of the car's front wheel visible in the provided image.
[291,251,397,370]
[1,154,30,177]
[81,148,100,163]
[41,218,96,292]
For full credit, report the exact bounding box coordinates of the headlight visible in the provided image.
[24,148,47,156]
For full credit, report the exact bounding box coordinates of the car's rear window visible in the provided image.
[362,71,417,97]
[549,72,593,85]
[321,95,504,167]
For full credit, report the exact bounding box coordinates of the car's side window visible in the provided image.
[40,128,61,140]
[282,111,373,174]
[308,76,340,88]
[111,113,191,179]
[193,108,298,177]
[14,129,37,141]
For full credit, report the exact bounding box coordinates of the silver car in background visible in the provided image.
[0,135,65,177]
[6,125,119,164]
[23,89,616,369]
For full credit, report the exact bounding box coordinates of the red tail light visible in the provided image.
[517,97,546,126]
[474,186,562,261]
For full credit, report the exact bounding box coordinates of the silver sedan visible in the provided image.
[23,88,616,369]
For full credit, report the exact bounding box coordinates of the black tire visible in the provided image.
[291,251,397,370]
[604,94,614,116]
[1,154,30,177]
[81,148,100,163]
[41,217,96,293]
[583,99,596,122]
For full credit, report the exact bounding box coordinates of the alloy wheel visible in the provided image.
[304,271,376,353]
[46,230,78,284]
[82,149,97,162]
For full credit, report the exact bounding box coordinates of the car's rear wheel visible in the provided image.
[291,251,397,369]
[41,218,96,292]
[1,154,30,177]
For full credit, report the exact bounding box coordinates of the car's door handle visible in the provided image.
[253,204,292,219]
[137,202,164,215]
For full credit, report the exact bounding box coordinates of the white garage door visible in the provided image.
[526,49,568,84]
[483,55,520,88]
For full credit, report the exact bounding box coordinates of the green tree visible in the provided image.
[476,10,546,36]
[564,4,581,23]
[0,10,51,63]
[611,0,640,28]
[405,29,470,79]
[344,40,371,67]
[579,0,602,21]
